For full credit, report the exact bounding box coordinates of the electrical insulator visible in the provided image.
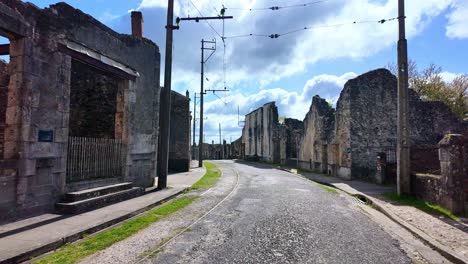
[221,8,226,16]
[176,17,180,26]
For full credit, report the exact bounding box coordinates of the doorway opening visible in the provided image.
[66,59,127,182]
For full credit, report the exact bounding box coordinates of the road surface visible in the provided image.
[143,161,410,264]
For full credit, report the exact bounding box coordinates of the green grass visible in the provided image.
[34,196,198,264]
[315,182,338,194]
[382,192,460,222]
[190,161,222,190]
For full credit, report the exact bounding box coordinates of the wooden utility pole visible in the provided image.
[192,93,197,160]
[397,0,411,195]
[177,13,233,168]
[198,39,216,167]
[158,0,176,189]
[219,123,223,159]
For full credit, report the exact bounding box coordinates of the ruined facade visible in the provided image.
[299,96,334,173]
[167,91,191,172]
[298,69,464,184]
[278,118,303,166]
[229,137,244,159]
[242,102,280,163]
[0,1,161,220]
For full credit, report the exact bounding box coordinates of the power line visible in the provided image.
[224,0,332,11]
[188,0,223,39]
[224,17,399,39]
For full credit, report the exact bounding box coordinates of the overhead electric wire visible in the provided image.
[188,0,223,39]
[225,0,331,11]
[224,17,399,40]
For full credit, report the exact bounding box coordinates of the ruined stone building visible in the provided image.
[278,118,303,166]
[239,69,466,213]
[298,69,464,184]
[159,90,191,173]
[299,96,335,173]
[229,137,244,159]
[0,1,188,220]
[242,102,280,162]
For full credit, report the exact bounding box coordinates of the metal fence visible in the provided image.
[67,137,127,182]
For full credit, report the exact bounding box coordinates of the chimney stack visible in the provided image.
[131,11,143,38]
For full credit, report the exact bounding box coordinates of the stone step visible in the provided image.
[56,187,144,214]
[63,182,133,202]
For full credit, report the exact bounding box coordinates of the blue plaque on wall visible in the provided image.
[38,130,54,142]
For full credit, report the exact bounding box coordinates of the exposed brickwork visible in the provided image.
[69,60,118,138]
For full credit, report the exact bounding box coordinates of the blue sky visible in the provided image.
[8,0,468,143]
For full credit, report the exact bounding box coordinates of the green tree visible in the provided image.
[386,62,468,120]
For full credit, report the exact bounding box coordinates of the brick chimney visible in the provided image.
[131,11,143,38]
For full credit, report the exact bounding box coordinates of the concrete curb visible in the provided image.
[273,165,467,264]
[1,188,188,264]
[299,176,466,263]
[353,193,468,264]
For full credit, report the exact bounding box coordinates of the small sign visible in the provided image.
[346,147,352,153]
[38,130,54,142]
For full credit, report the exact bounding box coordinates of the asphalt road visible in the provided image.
[147,161,411,264]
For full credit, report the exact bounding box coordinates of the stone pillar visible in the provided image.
[438,134,465,214]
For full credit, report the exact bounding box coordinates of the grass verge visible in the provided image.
[34,196,198,264]
[190,161,221,190]
[314,182,338,194]
[382,192,460,222]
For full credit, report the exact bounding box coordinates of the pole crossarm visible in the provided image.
[205,89,230,93]
[179,16,234,21]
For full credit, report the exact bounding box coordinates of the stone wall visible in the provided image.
[299,95,334,173]
[296,68,464,184]
[0,59,9,159]
[167,90,190,172]
[242,102,279,163]
[0,0,160,220]
[412,134,465,214]
[279,118,303,165]
[344,69,398,181]
[229,137,244,159]
[69,60,119,138]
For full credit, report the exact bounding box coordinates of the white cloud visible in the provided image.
[440,71,463,82]
[198,72,356,142]
[129,0,454,92]
[126,0,456,143]
[446,0,468,39]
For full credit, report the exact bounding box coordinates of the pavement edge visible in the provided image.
[2,188,188,264]
[276,166,467,264]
